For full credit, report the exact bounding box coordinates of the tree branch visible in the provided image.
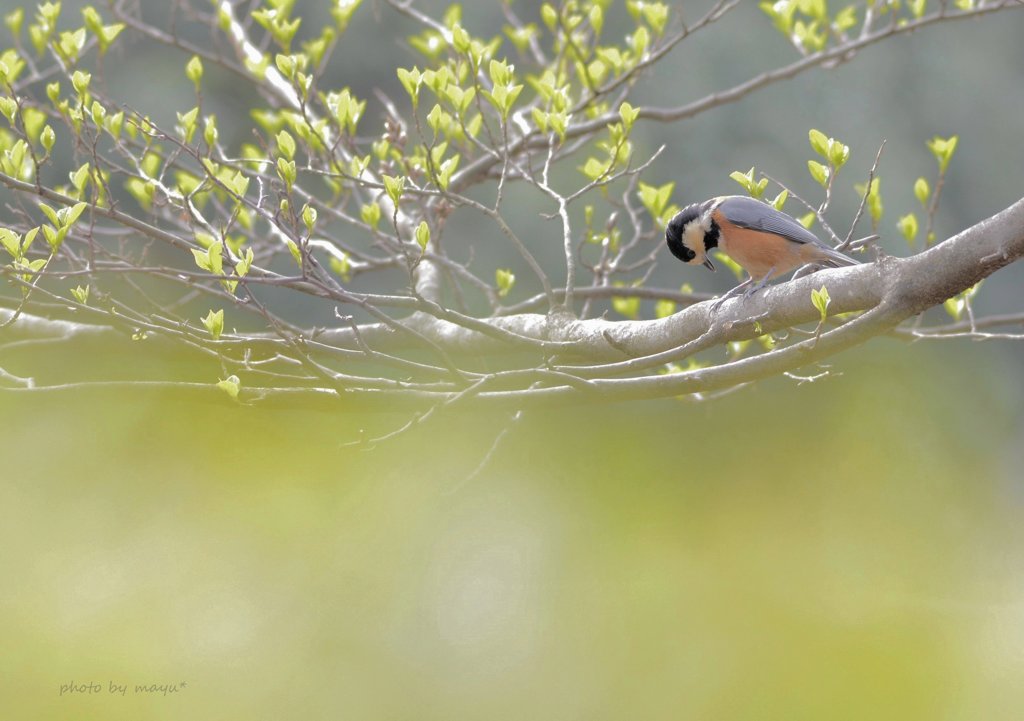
[6,196,1023,407]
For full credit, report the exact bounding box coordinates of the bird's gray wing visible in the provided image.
[717,196,822,246]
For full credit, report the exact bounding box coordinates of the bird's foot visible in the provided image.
[710,278,753,312]
[710,271,775,312]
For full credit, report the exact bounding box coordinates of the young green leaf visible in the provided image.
[38,202,60,228]
[62,202,88,228]
[39,124,55,152]
[638,181,674,219]
[927,135,959,173]
[654,298,676,318]
[897,213,919,245]
[0,96,17,124]
[942,296,961,320]
[757,333,776,350]
[589,4,604,34]
[828,139,850,168]
[5,8,23,37]
[106,110,124,138]
[234,247,254,278]
[495,268,515,297]
[276,158,296,188]
[192,240,224,275]
[329,252,352,281]
[445,85,475,114]
[504,23,537,52]
[426,103,445,134]
[70,164,90,192]
[729,167,756,194]
[331,0,363,30]
[361,201,381,229]
[579,157,610,181]
[488,59,511,87]
[21,227,39,254]
[185,55,203,90]
[41,224,68,253]
[217,375,240,400]
[547,111,567,140]
[71,284,90,304]
[301,203,317,232]
[810,285,831,322]
[611,293,640,319]
[176,106,199,143]
[72,70,91,96]
[0,227,22,258]
[943,281,982,320]
[808,128,829,157]
[540,3,558,30]
[833,5,858,31]
[809,130,849,168]
[383,175,405,206]
[436,155,460,190]
[451,24,470,52]
[914,177,930,206]
[760,0,798,34]
[728,340,751,358]
[202,308,224,340]
[396,66,422,107]
[807,160,829,187]
[618,101,639,132]
[275,53,297,78]
[587,59,608,86]
[414,220,430,251]
[276,130,296,160]
[728,167,768,199]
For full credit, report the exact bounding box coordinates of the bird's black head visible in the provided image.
[665,201,719,271]
[665,205,701,263]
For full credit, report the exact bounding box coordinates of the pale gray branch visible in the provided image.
[6,196,1023,407]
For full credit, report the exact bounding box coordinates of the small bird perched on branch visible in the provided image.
[665,195,861,305]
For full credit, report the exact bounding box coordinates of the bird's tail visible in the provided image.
[818,234,878,267]
[819,247,859,267]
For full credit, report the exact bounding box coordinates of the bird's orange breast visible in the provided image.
[717,222,806,280]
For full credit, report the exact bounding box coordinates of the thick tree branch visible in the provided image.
[3,1,1022,410]
[5,196,1023,406]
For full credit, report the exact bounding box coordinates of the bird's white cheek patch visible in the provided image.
[682,224,707,263]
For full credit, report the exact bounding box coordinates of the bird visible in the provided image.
[665,195,861,305]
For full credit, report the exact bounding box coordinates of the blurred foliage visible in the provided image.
[2,342,1024,719]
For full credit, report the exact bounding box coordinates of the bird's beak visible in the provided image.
[703,256,716,271]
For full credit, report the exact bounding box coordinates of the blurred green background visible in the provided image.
[3,1,1024,719]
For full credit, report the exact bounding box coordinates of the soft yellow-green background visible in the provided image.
[3,0,1024,719]
[4,342,1024,720]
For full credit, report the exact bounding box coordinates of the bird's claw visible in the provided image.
[709,270,775,314]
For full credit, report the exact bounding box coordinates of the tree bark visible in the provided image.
[3,196,1023,408]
